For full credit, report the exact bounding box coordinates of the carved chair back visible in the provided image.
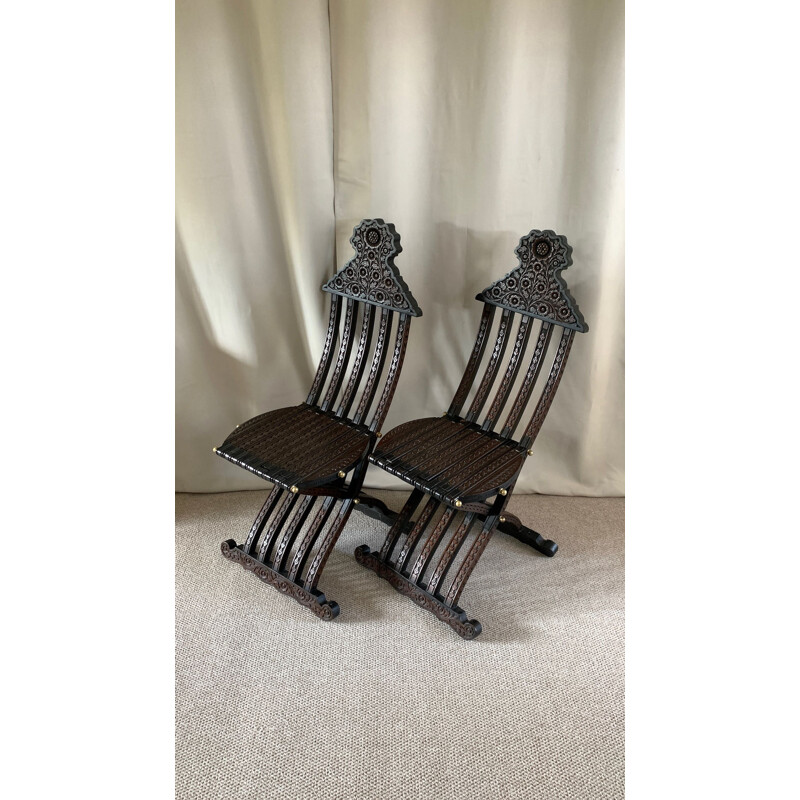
[446,229,587,452]
[306,219,422,434]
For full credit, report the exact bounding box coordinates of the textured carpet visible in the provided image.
[176,491,624,800]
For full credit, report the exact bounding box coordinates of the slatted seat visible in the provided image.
[214,219,421,620]
[371,417,525,505]
[356,228,587,639]
[216,404,371,492]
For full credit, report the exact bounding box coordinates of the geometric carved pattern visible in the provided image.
[477,229,588,331]
[323,219,422,317]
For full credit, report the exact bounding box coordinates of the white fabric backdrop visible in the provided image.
[176,0,624,495]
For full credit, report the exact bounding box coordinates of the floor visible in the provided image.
[176,490,624,800]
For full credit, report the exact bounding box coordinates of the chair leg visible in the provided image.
[242,484,283,556]
[221,491,355,621]
[351,492,399,527]
[497,513,558,557]
[354,492,498,640]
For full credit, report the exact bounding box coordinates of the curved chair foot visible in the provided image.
[497,518,558,557]
[353,493,399,527]
[355,545,482,640]
[221,540,340,620]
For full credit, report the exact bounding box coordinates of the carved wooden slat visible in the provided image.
[395,497,439,572]
[444,511,503,607]
[500,322,553,439]
[242,484,283,555]
[306,294,341,406]
[483,315,532,431]
[257,492,299,563]
[521,327,575,449]
[303,499,355,590]
[408,507,457,584]
[369,313,410,432]
[464,308,513,423]
[321,298,357,412]
[249,415,341,486]
[353,308,393,425]
[271,494,315,572]
[337,303,375,418]
[378,488,424,562]
[426,512,477,597]
[288,496,337,582]
[447,303,495,417]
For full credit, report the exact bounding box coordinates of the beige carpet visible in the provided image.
[176,491,624,800]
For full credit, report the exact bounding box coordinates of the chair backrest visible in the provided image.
[305,219,422,433]
[446,229,587,450]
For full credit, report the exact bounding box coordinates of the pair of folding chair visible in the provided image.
[214,219,587,639]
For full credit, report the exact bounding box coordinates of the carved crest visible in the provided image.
[323,219,422,317]
[476,230,588,332]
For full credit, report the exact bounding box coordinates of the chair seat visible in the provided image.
[370,417,526,506]
[216,404,372,492]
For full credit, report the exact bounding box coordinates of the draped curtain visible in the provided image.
[176,0,624,495]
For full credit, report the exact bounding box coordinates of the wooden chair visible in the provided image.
[214,219,421,620]
[355,229,587,639]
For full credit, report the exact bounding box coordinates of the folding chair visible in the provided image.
[355,229,587,639]
[214,219,421,620]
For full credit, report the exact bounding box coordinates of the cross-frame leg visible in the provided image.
[354,492,504,639]
[221,484,361,620]
[353,491,559,557]
[220,482,559,626]
[496,513,558,557]
[351,492,397,527]
[354,488,558,639]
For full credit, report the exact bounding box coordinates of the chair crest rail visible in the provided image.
[323,219,422,317]
[476,229,587,332]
